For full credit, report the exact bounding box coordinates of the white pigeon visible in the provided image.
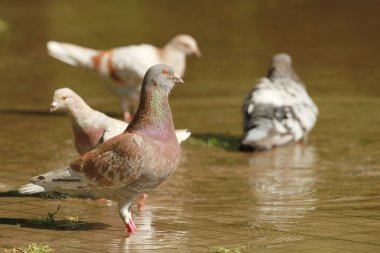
[240,53,318,151]
[47,35,201,121]
[49,87,191,154]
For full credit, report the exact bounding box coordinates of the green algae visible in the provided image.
[4,243,53,253]
[187,134,240,150]
[25,204,90,230]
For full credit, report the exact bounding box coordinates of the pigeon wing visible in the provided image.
[70,132,144,189]
[109,45,161,83]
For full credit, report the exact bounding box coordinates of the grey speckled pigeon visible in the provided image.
[240,53,318,151]
[20,64,184,235]
[47,35,201,121]
[49,88,191,154]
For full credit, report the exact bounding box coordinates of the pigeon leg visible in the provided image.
[125,220,135,234]
[120,98,132,122]
[303,133,309,144]
[137,193,148,212]
[123,111,133,123]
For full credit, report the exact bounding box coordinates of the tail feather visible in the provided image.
[175,129,191,143]
[19,168,88,195]
[19,183,47,194]
[47,41,98,68]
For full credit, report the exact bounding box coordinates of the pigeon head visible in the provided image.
[127,64,184,131]
[267,53,301,82]
[272,53,292,68]
[170,34,202,57]
[50,88,78,112]
[142,64,184,94]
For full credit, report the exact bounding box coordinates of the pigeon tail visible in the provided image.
[19,183,46,194]
[47,41,98,68]
[174,129,191,143]
[19,168,88,194]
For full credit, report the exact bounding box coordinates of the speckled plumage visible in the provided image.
[20,64,183,235]
[47,35,201,120]
[241,53,318,150]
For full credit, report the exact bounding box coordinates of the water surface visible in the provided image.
[0,0,380,252]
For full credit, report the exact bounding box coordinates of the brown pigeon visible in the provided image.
[20,64,183,235]
[47,35,201,121]
[49,87,190,210]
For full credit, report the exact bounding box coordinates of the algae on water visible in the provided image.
[4,243,53,253]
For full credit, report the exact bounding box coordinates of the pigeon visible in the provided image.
[240,53,318,151]
[20,64,184,235]
[50,87,190,211]
[49,87,191,154]
[47,35,201,121]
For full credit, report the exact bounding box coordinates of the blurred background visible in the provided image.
[0,0,380,252]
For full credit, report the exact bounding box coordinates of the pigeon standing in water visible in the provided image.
[20,64,183,235]
[49,88,191,211]
[47,35,201,121]
[240,53,318,151]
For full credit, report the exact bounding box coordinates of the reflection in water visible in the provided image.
[248,144,317,224]
[109,209,188,252]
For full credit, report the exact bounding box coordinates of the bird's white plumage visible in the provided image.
[242,77,318,150]
[47,41,98,67]
[111,45,161,79]
[19,183,46,194]
[47,35,201,119]
[173,129,192,144]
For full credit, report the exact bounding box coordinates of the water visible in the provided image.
[1,0,380,252]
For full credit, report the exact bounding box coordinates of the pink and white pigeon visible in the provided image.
[47,35,201,121]
[20,64,184,235]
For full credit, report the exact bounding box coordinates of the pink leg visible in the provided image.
[125,220,135,234]
[137,193,148,212]
[123,112,133,123]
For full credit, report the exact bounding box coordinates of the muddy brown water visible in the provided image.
[0,0,380,252]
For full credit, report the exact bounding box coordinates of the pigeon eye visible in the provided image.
[62,95,67,100]
[161,69,168,75]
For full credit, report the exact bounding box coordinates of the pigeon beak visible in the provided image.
[170,73,184,84]
[50,101,57,112]
[193,49,202,58]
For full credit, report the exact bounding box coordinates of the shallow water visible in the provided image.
[1,0,380,252]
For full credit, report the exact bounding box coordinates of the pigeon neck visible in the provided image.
[267,65,301,83]
[127,87,175,138]
[66,97,95,127]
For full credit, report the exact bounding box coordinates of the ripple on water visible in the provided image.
[246,145,318,225]
[106,210,189,252]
